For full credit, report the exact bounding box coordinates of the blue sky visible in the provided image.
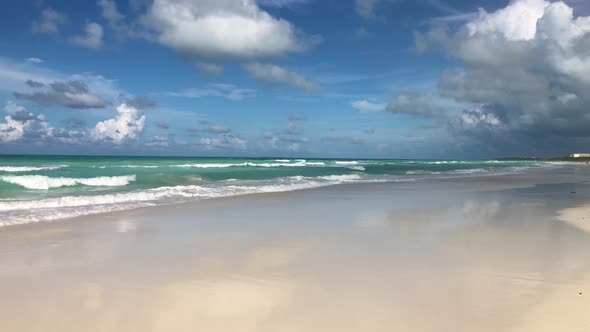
[1,0,590,158]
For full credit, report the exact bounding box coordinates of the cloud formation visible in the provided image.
[32,8,67,34]
[351,100,386,112]
[70,22,104,49]
[415,0,590,156]
[14,80,111,109]
[25,57,44,64]
[142,0,306,62]
[242,62,320,91]
[0,102,84,144]
[386,94,440,117]
[91,103,146,144]
[167,84,256,100]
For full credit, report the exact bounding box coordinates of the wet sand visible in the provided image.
[1,166,590,331]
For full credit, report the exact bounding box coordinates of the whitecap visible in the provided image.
[0,175,136,190]
[0,165,66,172]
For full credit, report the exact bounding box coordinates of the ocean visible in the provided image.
[0,155,548,226]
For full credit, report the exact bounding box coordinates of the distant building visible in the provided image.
[570,153,590,158]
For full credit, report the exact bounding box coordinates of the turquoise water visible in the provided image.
[0,155,547,226]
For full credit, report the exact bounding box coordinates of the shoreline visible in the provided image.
[1,163,584,229]
[1,166,590,331]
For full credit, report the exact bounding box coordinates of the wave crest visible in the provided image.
[0,165,66,172]
[0,175,136,190]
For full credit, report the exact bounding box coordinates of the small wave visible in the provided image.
[0,165,66,172]
[0,175,136,190]
[334,161,359,165]
[119,165,159,168]
[348,166,366,171]
[274,159,291,163]
[318,174,363,181]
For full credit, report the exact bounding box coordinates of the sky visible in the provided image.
[1,0,590,158]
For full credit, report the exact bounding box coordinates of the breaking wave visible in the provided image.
[0,175,136,190]
[0,165,66,172]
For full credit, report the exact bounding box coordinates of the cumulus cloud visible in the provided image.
[70,22,104,49]
[32,8,67,34]
[0,102,83,144]
[0,102,36,142]
[167,84,256,100]
[91,103,146,144]
[242,62,320,91]
[415,0,590,155]
[142,0,307,62]
[453,108,501,128]
[14,80,111,109]
[351,100,386,112]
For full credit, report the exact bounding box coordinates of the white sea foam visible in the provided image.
[0,165,66,172]
[318,174,363,181]
[334,161,359,165]
[0,175,136,190]
[348,166,366,171]
[0,173,391,226]
[119,165,159,168]
[274,159,291,162]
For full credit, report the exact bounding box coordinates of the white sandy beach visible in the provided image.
[1,167,590,332]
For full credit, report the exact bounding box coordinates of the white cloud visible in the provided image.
[25,57,44,64]
[0,102,82,144]
[0,103,35,143]
[167,83,256,100]
[457,108,501,127]
[143,0,305,62]
[466,0,548,41]
[70,22,104,49]
[32,8,67,34]
[242,62,320,91]
[91,104,146,144]
[351,100,386,112]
